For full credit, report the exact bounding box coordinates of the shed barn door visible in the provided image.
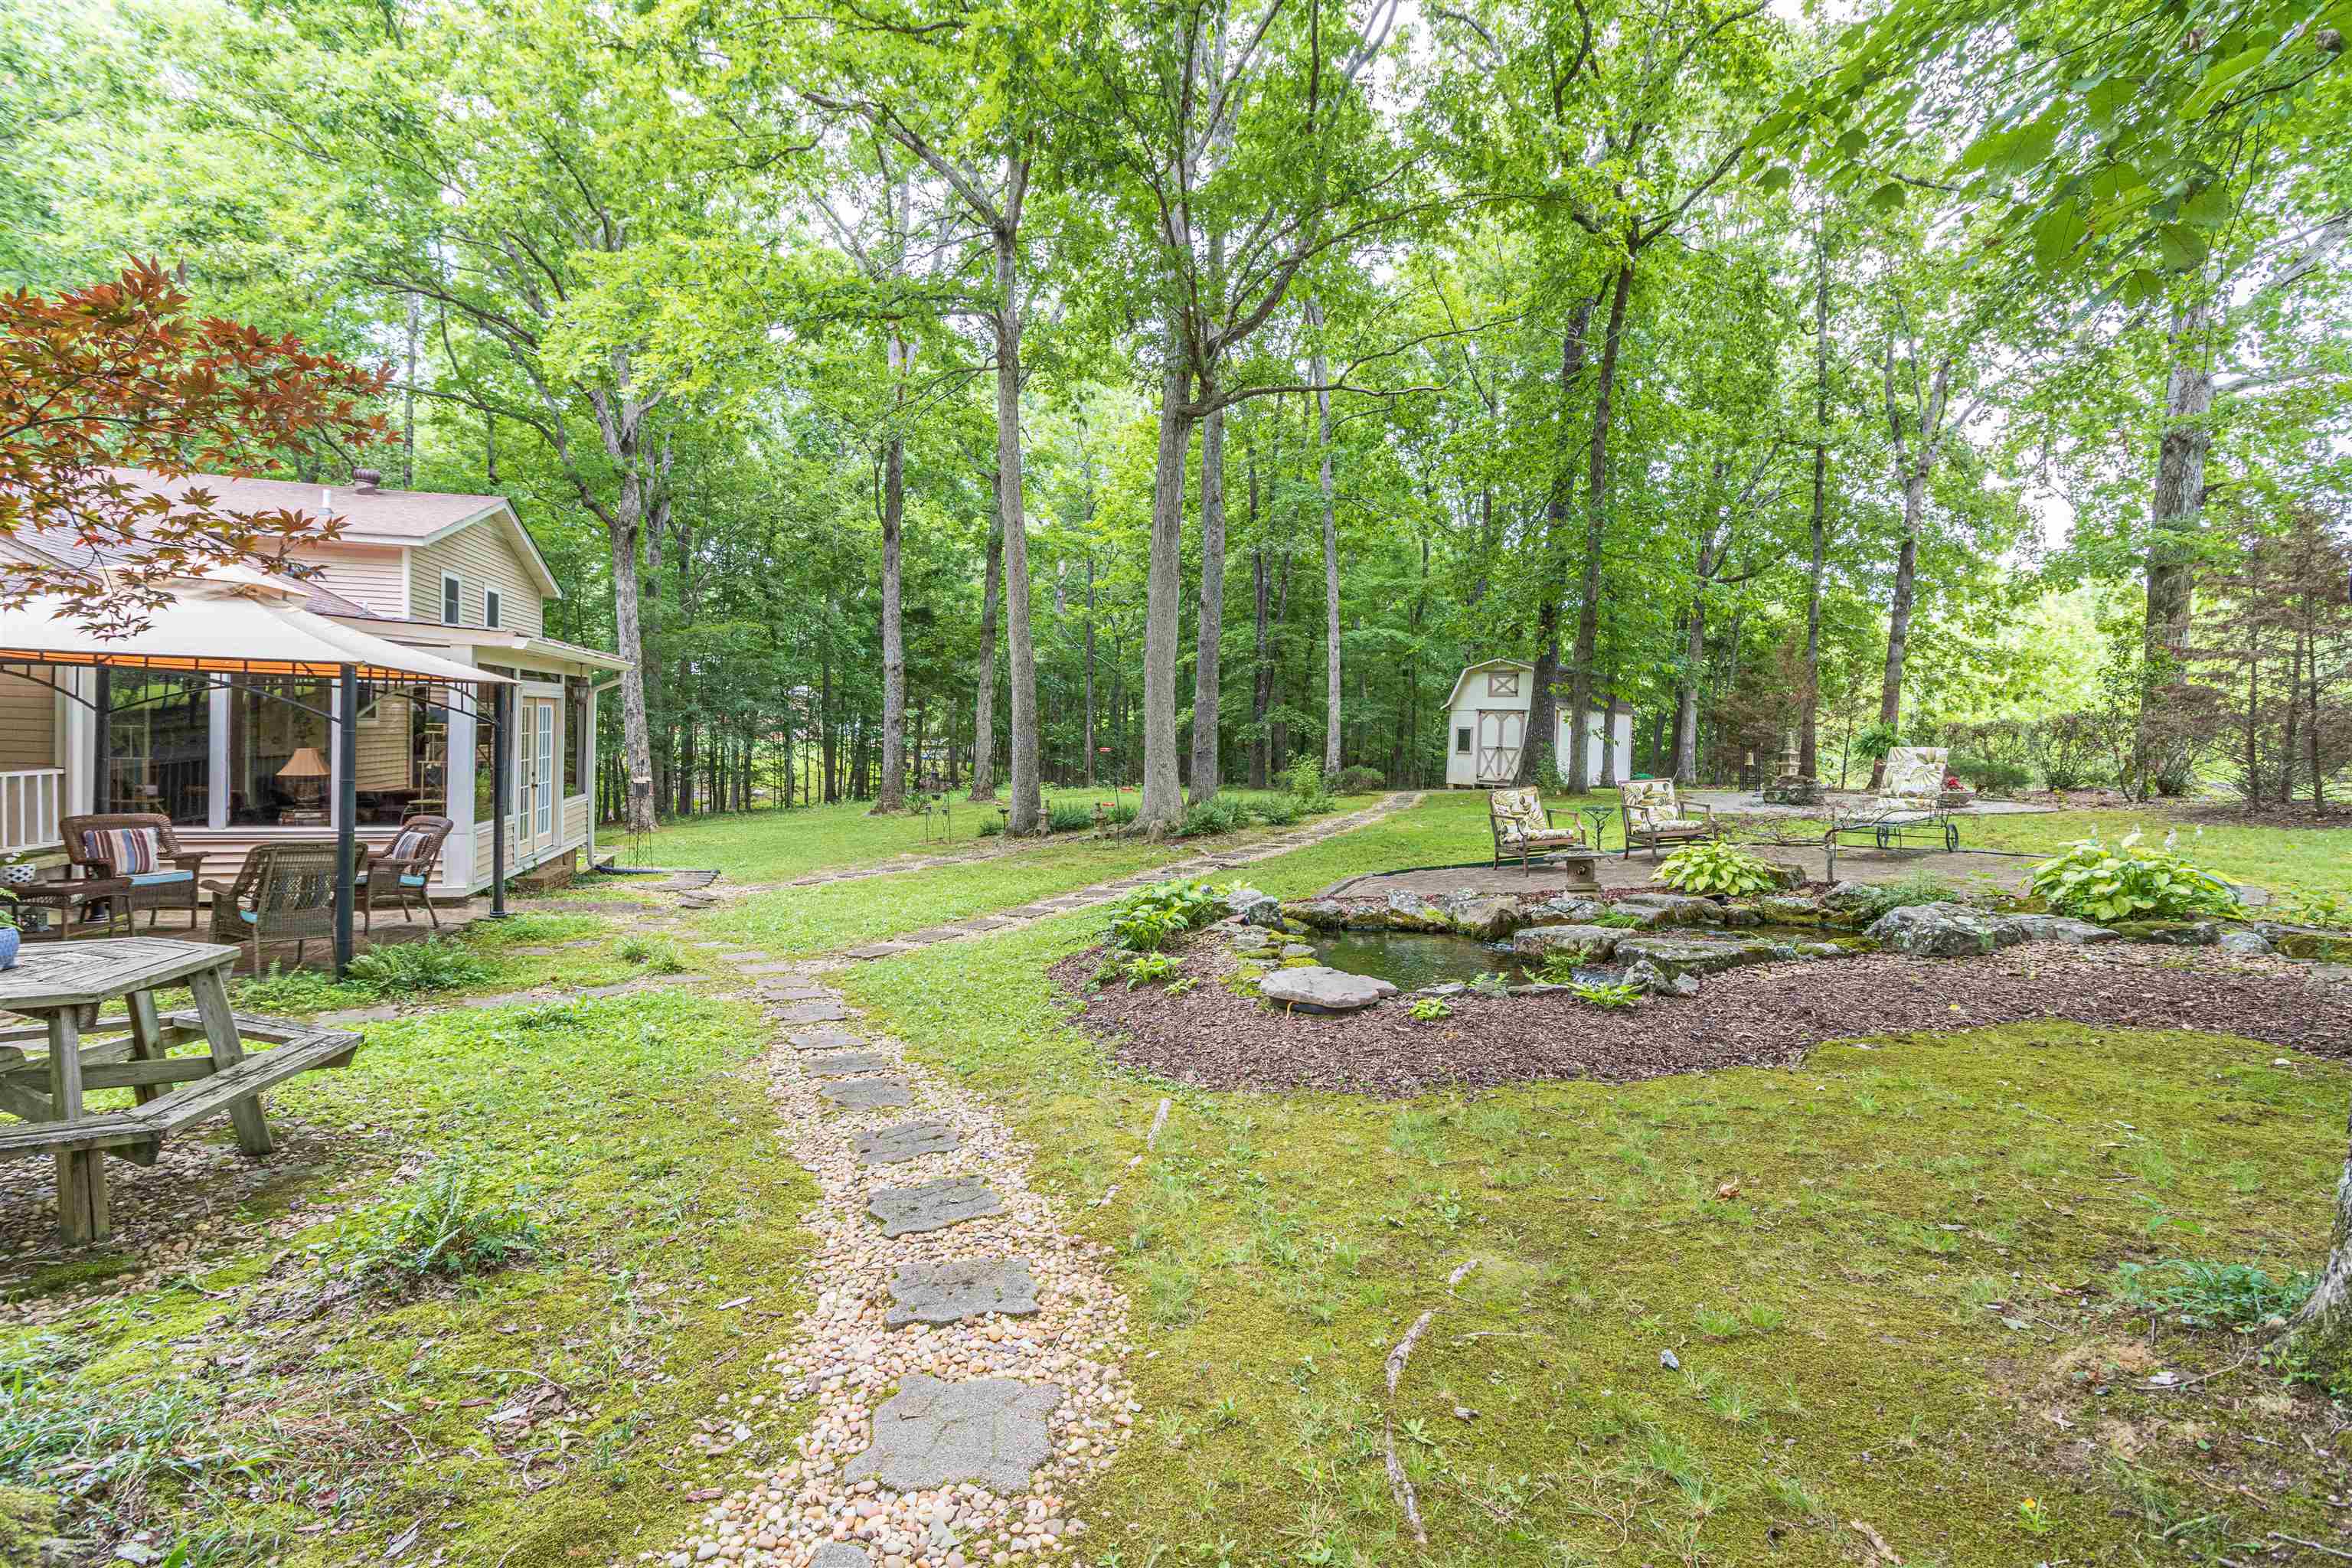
[1475,710,1523,783]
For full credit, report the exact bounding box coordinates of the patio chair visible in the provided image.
[1488,787,1589,875]
[1617,779,1717,860]
[1829,746,1959,855]
[204,843,339,972]
[363,815,452,933]
[62,812,204,932]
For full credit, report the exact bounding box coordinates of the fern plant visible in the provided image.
[1653,840,1783,897]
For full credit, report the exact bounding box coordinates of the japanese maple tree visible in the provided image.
[0,258,390,634]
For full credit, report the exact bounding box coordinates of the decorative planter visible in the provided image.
[0,926,19,971]
[0,862,34,887]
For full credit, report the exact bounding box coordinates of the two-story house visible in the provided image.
[0,467,628,897]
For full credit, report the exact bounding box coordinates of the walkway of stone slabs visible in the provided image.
[642,795,1425,1567]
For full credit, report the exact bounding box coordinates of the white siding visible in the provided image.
[409,521,547,634]
[0,677,56,766]
[294,542,409,617]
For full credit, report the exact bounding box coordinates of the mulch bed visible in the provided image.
[1056,941,2352,1096]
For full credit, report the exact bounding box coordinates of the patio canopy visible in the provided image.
[0,574,514,685]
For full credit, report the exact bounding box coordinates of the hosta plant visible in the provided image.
[1108,879,1226,952]
[1653,839,1784,897]
[2027,829,2239,923]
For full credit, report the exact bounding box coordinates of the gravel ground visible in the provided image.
[1060,939,2352,1096]
[644,961,1137,1568]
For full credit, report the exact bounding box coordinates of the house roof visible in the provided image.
[320,612,632,673]
[1444,659,1629,712]
[96,468,564,599]
[0,522,382,619]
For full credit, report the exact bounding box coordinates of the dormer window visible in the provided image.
[442,573,462,625]
[485,589,502,629]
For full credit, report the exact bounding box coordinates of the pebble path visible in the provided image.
[639,793,1424,1568]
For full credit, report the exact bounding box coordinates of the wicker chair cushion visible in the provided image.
[83,828,162,874]
[127,870,194,886]
[400,873,428,887]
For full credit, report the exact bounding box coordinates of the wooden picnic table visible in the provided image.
[0,936,361,1245]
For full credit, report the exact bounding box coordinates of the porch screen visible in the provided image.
[105,674,209,825]
[227,677,332,825]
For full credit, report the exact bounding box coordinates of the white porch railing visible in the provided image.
[0,768,63,854]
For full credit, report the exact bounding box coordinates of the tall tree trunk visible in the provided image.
[876,331,909,813]
[1303,302,1343,779]
[1251,544,1272,789]
[1083,554,1098,788]
[1801,216,1831,781]
[1524,298,1593,786]
[2146,294,2217,662]
[994,223,1042,835]
[609,508,656,833]
[1675,570,1706,786]
[1191,404,1227,802]
[1140,352,1194,834]
[1568,260,1634,794]
[2280,1118,2352,1379]
[401,292,420,489]
[969,514,1002,800]
[1880,475,1925,746]
[819,645,838,804]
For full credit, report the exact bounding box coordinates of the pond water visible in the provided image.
[1309,925,1839,991]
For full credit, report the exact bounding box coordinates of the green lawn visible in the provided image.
[830,799,2352,1567]
[1,988,814,1568]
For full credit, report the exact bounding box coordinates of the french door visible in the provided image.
[514,694,558,858]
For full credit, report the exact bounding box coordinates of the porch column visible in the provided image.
[584,681,600,867]
[444,687,477,892]
[489,681,510,918]
[335,665,357,975]
[207,682,230,828]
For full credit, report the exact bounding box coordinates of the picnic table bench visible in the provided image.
[0,937,361,1243]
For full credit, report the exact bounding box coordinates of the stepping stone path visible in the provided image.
[854,1120,964,1165]
[843,1374,1062,1492]
[655,948,1135,1568]
[819,1078,914,1110]
[884,1259,1040,1327]
[757,983,831,1002]
[867,1177,1005,1237]
[832,791,1426,963]
[803,1050,899,1078]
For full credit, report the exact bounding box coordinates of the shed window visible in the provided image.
[441,573,462,625]
[485,588,502,629]
[1486,671,1520,697]
[1455,726,1472,754]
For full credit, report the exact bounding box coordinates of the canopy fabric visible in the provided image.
[0,578,513,684]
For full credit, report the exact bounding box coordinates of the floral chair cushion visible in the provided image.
[1847,746,1949,825]
[1490,788,1583,848]
[1619,779,1681,826]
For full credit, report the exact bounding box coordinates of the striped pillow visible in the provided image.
[388,828,435,862]
[83,827,161,875]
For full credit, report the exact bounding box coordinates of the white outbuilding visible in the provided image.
[1442,658,1634,789]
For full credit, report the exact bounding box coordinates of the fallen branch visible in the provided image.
[1383,1258,1475,1546]
[1146,1097,1171,1151]
[2271,1534,2352,1562]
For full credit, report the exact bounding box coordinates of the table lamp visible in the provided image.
[277,746,328,812]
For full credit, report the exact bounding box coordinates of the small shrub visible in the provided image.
[2275,890,2352,931]
[2028,829,2239,923]
[977,815,1004,837]
[1468,971,1511,999]
[1178,795,1250,837]
[1122,952,1181,988]
[1536,953,1587,985]
[1280,756,1326,798]
[1406,996,1452,1021]
[2112,1259,2314,1329]
[1101,800,1138,827]
[345,938,495,997]
[1851,720,1903,766]
[1654,840,1783,897]
[1047,802,1096,833]
[616,934,687,974]
[230,962,355,1014]
[1570,980,1642,1009]
[351,1158,543,1284]
[1949,752,2030,795]
[1251,794,1301,826]
[1108,879,1225,952]
[1334,765,1386,794]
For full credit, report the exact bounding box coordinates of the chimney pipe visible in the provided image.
[352,469,383,495]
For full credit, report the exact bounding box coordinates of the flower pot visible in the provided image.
[0,926,19,971]
[0,863,33,887]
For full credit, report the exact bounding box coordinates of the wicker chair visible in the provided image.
[1617,779,1718,860]
[204,844,340,972]
[61,812,204,931]
[364,815,453,933]
[1488,787,1589,875]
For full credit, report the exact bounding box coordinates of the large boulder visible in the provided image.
[1821,880,1881,910]
[1383,890,1453,933]
[1227,887,1285,928]
[2218,929,2275,956]
[1613,935,1778,977]
[2111,919,2222,946]
[1864,902,2024,957]
[2005,913,2120,946]
[1525,896,1610,927]
[1279,899,1351,931]
[1758,894,1824,925]
[1439,894,1522,942]
[1614,893,1720,928]
[1258,965,1398,1013]
[1623,958,1700,998]
[1511,924,1622,962]
[2253,923,2352,962]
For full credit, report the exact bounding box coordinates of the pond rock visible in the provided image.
[1510,924,1621,962]
[1821,880,1881,910]
[1614,893,1720,928]
[1438,894,1521,942]
[1623,958,1700,998]
[2111,919,2222,946]
[1227,887,1285,929]
[1864,902,2024,957]
[1615,935,1779,977]
[1527,896,1612,926]
[1279,899,1352,931]
[1259,965,1397,1012]
[2217,929,2275,956]
[2005,913,2120,946]
[1757,894,1822,924]
[1382,890,1453,933]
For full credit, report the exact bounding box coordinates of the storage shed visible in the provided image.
[1442,658,1633,789]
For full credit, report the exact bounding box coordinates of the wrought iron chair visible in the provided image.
[62,812,204,931]
[1616,780,1718,860]
[1488,787,1589,875]
[204,844,339,972]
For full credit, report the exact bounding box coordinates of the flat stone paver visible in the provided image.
[774,1001,851,1024]
[867,1178,1004,1237]
[790,1028,863,1051]
[737,962,808,976]
[844,944,913,960]
[718,950,768,962]
[819,1079,913,1110]
[803,1050,898,1078]
[884,1259,1040,1328]
[843,1374,1061,1492]
[809,1544,871,1568]
[758,984,831,1001]
[854,1120,964,1165]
